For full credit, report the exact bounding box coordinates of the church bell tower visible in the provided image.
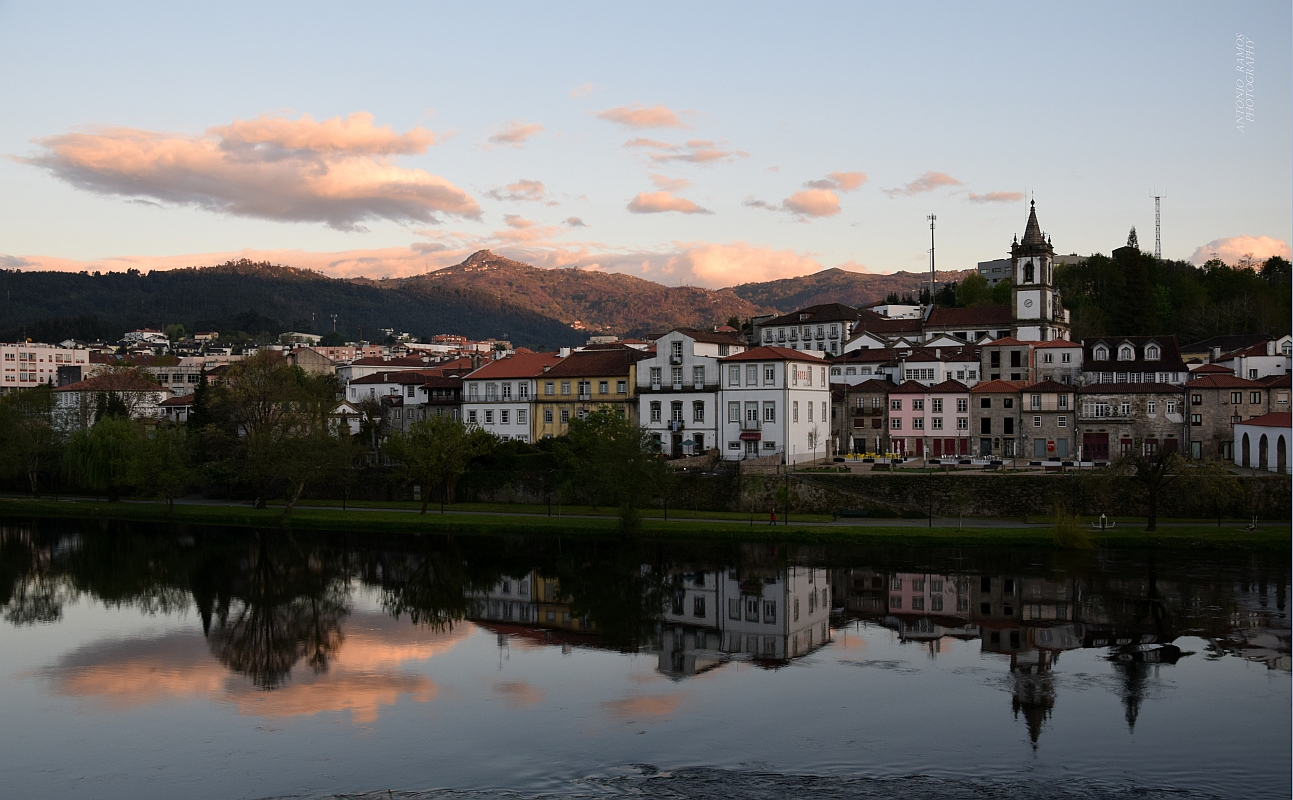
[1010,201,1070,341]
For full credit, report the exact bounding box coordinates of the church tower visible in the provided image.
[1010,201,1070,341]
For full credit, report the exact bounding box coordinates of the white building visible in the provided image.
[53,373,165,431]
[462,351,562,443]
[1233,412,1290,474]
[637,328,746,457]
[1215,336,1292,381]
[0,342,91,395]
[753,303,860,356]
[717,346,832,463]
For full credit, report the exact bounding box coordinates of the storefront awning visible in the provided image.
[739,431,761,441]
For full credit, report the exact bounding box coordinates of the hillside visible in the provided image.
[730,267,975,310]
[399,250,769,336]
[0,260,584,348]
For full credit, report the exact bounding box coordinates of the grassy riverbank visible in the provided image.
[1,497,1288,549]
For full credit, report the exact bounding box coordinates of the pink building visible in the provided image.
[886,379,972,457]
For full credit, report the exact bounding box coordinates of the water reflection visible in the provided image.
[2,522,1288,741]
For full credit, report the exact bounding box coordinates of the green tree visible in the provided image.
[1262,255,1291,288]
[65,416,144,502]
[318,330,346,347]
[956,273,993,307]
[383,414,497,513]
[164,323,186,342]
[1117,449,1184,532]
[990,277,1013,306]
[128,424,197,509]
[563,408,668,532]
[0,385,58,497]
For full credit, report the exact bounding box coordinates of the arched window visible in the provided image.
[1118,346,1134,361]
[1093,346,1109,361]
[1145,345,1160,360]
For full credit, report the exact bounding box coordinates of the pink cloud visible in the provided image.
[23,113,479,230]
[649,174,691,192]
[966,191,1024,204]
[595,103,688,129]
[564,216,587,227]
[783,188,841,218]
[485,179,547,202]
[804,171,867,192]
[626,191,710,215]
[502,214,533,229]
[569,83,594,98]
[883,171,963,197]
[648,139,745,165]
[1190,235,1291,265]
[486,119,544,148]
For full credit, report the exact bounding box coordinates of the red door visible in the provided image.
[1082,433,1109,461]
[932,439,943,457]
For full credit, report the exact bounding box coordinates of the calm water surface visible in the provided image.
[0,520,1288,799]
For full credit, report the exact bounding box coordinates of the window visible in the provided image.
[1145,345,1160,360]
[694,596,706,617]
[890,398,902,411]
[484,410,494,424]
[560,409,570,423]
[956,398,968,413]
[807,403,814,422]
[980,397,991,409]
[1191,413,1201,426]
[891,417,902,430]
[1120,402,1131,416]
[1147,401,1157,415]
[617,380,627,393]
[1167,400,1178,413]
[1094,345,1109,361]
[956,417,967,430]
[544,408,554,423]
[500,410,510,424]
[763,402,776,422]
[1032,416,1042,428]
[517,409,527,425]
[1057,415,1067,427]
[793,401,799,423]
[468,410,477,423]
[693,401,705,422]
[764,365,776,385]
[764,600,777,623]
[746,365,758,385]
[912,417,924,430]
[1230,391,1242,404]
[728,441,740,450]
[1043,353,1054,364]
[912,399,924,411]
[1003,397,1014,409]
[599,381,609,394]
[728,402,740,422]
[980,418,991,434]
[1250,392,1262,404]
[1004,418,1014,434]
[1031,394,1041,409]
[873,397,882,409]
[1058,394,1068,409]
[764,440,777,450]
[671,402,683,422]
[501,383,512,400]
[650,402,662,422]
[728,365,740,385]
[932,417,943,430]
[1119,345,1134,361]
[560,381,571,395]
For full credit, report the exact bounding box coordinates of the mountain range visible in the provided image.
[0,251,972,347]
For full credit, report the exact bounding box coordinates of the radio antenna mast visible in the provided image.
[1153,195,1162,259]
[927,214,937,301]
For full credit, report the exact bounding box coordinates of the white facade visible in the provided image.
[1217,336,1292,380]
[463,377,536,442]
[0,343,90,394]
[1233,416,1290,474]
[636,330,744,457]
[718,349,832,464]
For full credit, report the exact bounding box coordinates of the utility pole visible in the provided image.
[927,214,937,301]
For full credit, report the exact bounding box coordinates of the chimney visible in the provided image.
[1211,346,1221,361]
[558,347,571,357]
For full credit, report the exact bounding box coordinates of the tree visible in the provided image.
[0,385,58,497]
[1262,255,1291,288]
[991,277,1013,306]
[1117,449,1184,531]
[807,425,823,463]
[1126,227,1139,250]
[128,424,197,509]
[1182,458,1243,526]
[956,273,993,307]
[65,416,144,502]
[164,323,186,342]
[318,330,346,347]
[563,409,668,532]
[383,415,497,513]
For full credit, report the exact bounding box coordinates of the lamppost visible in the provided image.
[925,436,933,528]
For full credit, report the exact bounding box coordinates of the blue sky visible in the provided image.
[0,1,1288,286]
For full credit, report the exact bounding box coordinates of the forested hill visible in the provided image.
[730,267,974,309]
[0,261,585,348]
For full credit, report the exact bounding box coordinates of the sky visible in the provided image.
[0,1,1289,288]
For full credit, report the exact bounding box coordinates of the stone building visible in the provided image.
[1019,379,1078,460]
[1081,336,1189,386]
[1182,374,1270,461]
[832,378,895,455]
[970,379,1027,458]
[1076,383,1186,462]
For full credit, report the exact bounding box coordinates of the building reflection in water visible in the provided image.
[1,523,1288,741]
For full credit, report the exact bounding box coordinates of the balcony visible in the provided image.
[741,419,762,431]
[672,382,683,391]
[829,330,839,339]
[578,393,591,401]
[669,354,684,365]
[668,420,685,432]
[776,333,786,342]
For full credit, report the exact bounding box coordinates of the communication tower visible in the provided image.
[1154,195,1162,259]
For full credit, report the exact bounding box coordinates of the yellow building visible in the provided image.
[534,348,646,438]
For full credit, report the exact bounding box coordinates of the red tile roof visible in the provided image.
[1237,412,1291,428]
[56,374,164,393]
[1190,363,1234,374]
[889,380,931,395]
[924,305,1013,327]
[1022,379,1074,393]
[1032,339,1082,348]
[542,349,643,377]
[971,379,1028,393]
[719,346,826,363]
[927,379,970,393]
[465,351,563,379]
[1181,374,1264,389]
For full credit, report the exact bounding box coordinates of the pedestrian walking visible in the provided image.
[769,508,777,525]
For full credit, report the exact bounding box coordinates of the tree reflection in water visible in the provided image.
[205,534,349,690]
